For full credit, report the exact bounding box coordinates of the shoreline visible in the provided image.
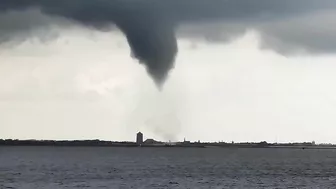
[1,139,335,150]
[1,144,336,150]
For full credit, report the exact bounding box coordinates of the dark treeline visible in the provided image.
[0,139,138,147]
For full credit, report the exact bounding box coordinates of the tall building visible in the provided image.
[136,132,143,145]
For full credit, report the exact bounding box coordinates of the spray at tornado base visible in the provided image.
[1,0,336,89]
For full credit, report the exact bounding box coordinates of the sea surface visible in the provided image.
[1,146,336,189]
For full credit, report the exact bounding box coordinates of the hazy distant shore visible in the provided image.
[1,139,336,149]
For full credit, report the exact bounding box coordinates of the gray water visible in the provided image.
[1,147,336,189]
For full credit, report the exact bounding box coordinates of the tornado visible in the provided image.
[1,0,336,89]
[115,11,178,89]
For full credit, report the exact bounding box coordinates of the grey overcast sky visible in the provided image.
[1,0,336,143]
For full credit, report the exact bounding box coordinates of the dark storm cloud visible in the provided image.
[1,0,336,87]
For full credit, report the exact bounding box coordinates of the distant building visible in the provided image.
[136,132,143,145]
[144,139,163,145]
[183,137,190,144]
[144,139,156,144]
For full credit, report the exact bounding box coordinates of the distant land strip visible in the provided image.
[1,139,336,149]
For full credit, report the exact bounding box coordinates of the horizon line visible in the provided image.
[1,138,335,145]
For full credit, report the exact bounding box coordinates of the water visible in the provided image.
[1,146,336,189]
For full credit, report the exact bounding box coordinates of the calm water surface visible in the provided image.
[1,146,336,188]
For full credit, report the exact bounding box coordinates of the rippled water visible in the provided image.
[1,146,336,188]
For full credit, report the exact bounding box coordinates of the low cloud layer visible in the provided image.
[1,0,336,87]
